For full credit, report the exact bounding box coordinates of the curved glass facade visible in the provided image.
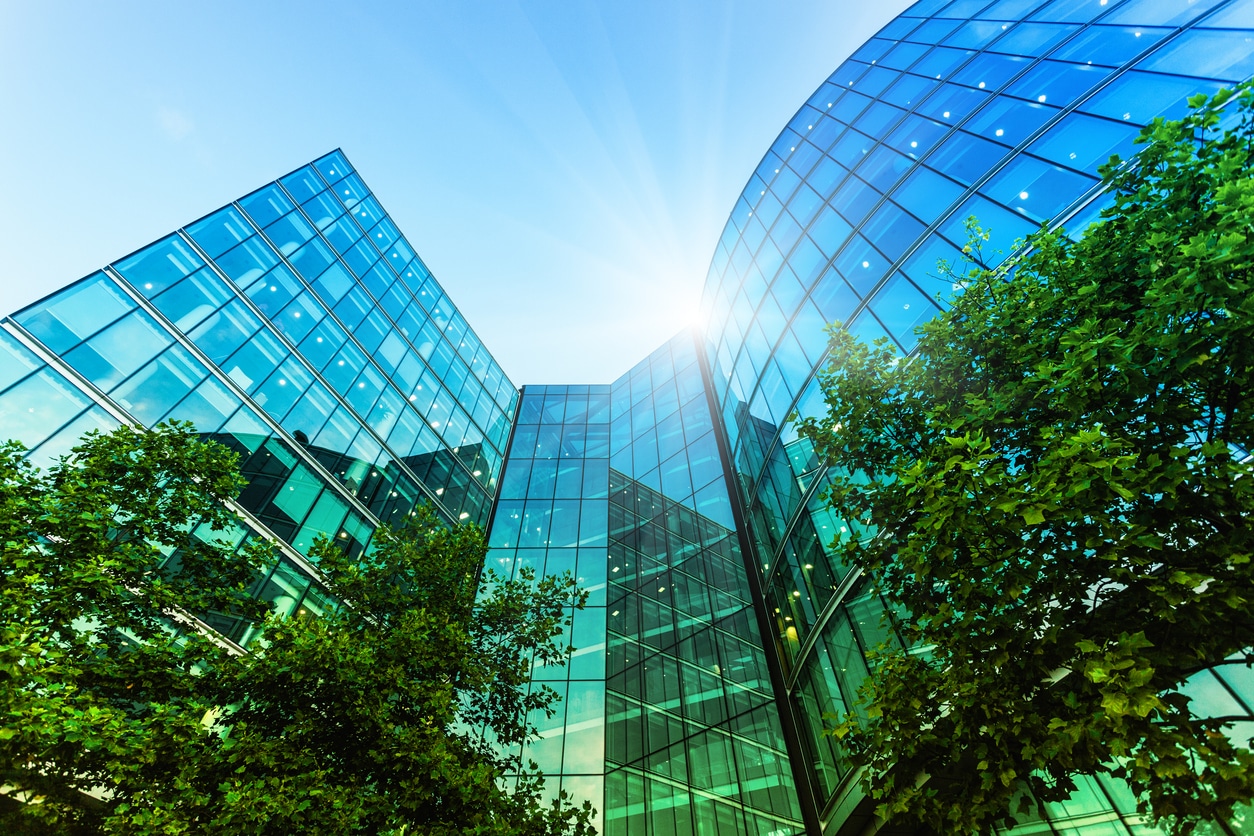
[698,0,1254,831]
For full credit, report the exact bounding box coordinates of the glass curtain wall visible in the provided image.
[487,383,612,833]
[697,0,1254,831]
[0,149,518,644]
[603,335,804,836]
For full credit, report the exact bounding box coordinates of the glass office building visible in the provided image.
[698,0,1254,832]
[0,149,518,644]
[3,0,1254,833]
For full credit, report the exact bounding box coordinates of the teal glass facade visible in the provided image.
[5,1,1254,833]
[1,150,516,645]
[698,0,1254,832]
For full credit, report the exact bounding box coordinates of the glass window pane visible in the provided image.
[15,274,136,354]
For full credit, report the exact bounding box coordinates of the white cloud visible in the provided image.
[157,107,193,140]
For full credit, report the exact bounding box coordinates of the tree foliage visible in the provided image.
[1,422,593,835]
[795,84,1254,834]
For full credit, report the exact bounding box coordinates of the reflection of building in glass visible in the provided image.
[699,0,1254,833]
[1,150,517,638]
[4,1,1254,833]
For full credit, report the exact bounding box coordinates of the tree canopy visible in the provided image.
[1,422,592,835]
[795,84,1254,834]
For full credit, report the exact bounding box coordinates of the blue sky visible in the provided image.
[0,0,913,384]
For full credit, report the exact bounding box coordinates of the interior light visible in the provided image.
[943,111,951,118]
[1038,95,1047,103]
[995,128,1005,137]
[978,81,986,89]
[862,260,870,268]
[1020,191,1030,200]
[910,141,918,148]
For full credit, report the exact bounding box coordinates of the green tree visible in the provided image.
[1,423,593,835]
[795,84,1254,834]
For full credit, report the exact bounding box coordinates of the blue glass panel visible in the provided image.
[284,382,338,443]
[981,153,1098,222]
[944,0,997,17]
[1201,1,1254,27]
[265,210,316,259]
[832,176,881,227]
[925,132,1007,186]
[0,332,41,393]
[1004,60,1112,106]
[301,191,342,231]
[1105,0,1225,27]
[991,21,1078,54]
[901,233,967,285]
[912,45,977,79]
[16,274,135,354]
[865,202,930,263]
[856,144,913,192]
[280,165,325,205]
[1050,24,1169,65]
[188,298,261,366]
[879,40,931,72]
[943,18,1013,48]
[255,356,314,421]
[807,206,853,259]
[810,267,861,324]
[905,17,964,44]
[29,405,118,470]
[273,292,323,346]
[113,235,204,297]
[964,96,1055,146]
[940,194,1038,258]
[313,151,352,185]
[950,51,1033,92]
[1138,27,1254,81]
[238,184,294,228]
[1029,0,1125,23]
[222,325,286,392]
[886,113,951,160]
[215,237,280,286]
[1080,69,1222,124]
[0,366,92,451]
[981,0,1052,19]
[66,309,175,390]
[915,82,990,124]
[166,373,239,432]
[868,273,943,352]
[186,206,257,259]
[835,235,890,298]
[111,344,208,426]
[892,166,966,222]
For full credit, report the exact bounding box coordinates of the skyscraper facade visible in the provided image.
[697,0,1254,831]
[4,0,1254,834]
